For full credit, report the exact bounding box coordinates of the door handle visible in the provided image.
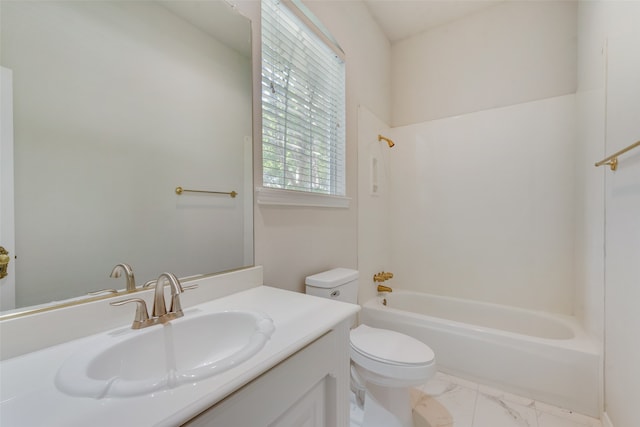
[0,247,10,279]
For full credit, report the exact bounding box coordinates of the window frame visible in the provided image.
[257,0,350,208]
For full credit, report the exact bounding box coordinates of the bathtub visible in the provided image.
[360,291,601,417]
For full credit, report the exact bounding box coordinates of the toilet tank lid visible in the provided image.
[305,268,359,288]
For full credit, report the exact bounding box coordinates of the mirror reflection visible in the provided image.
[0,0,253,312]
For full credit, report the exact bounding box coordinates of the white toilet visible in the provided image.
[305,268,436,427]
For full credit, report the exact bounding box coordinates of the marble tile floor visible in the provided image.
[350,372,602,427]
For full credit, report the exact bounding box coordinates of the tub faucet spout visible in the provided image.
[377,284,393,293]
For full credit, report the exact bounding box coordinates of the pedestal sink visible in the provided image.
[55,310,275,398]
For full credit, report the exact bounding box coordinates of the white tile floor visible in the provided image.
[350,372,602,427]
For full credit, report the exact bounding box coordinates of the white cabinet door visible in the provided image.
[183,324,351,427]
[269,379,325,427]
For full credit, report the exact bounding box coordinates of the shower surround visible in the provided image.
[387,95,577,315]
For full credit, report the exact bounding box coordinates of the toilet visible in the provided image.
[305,268,436,427]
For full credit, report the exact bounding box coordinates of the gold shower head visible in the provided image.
[378,134,395,148]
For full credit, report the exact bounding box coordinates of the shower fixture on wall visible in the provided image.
[378,134,395,148]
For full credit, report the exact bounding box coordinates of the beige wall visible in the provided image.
[599,3,640,425]
[575,3,640,423]
[240,0,391,292]
[391,0,578,126]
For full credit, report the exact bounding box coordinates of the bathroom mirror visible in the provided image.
[0,0,253,314]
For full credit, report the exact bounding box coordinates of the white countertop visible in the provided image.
[0,286,359,427]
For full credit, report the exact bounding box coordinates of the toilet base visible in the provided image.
[362,383,413,427]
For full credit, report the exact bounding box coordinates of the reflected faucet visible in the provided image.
[110,263,136,291]
[152,272,185,322]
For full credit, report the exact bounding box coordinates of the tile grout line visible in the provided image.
[470,385,480,427]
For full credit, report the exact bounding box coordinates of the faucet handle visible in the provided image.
[373,271,393,282]
[142,279,159,288]
[110,298,153,329]
[169,283,198,314]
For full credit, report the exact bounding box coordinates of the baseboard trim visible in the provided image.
[602,412,613,427]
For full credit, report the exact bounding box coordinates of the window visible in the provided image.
[261,0,346,202]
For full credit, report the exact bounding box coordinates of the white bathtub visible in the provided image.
[360,291,601,417]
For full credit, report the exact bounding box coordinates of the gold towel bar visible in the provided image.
[595,140,640,171]
[175,187,237,198]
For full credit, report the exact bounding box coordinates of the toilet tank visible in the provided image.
[305,268,359,304]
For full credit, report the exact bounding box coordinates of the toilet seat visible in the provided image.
[350,325,436,387]
[350,325,434,365]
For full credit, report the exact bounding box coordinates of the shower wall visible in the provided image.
[382,0,580,315]
[387,95,577,315]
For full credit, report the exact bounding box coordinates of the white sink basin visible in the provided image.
[55,310,275,398]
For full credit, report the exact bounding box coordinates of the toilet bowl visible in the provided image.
[305,268,437,427]
[350,324,435,427]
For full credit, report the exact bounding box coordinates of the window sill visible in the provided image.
[255,187,351,208]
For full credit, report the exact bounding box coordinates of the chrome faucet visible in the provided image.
[110,263,136,291]
[152,272,185,322]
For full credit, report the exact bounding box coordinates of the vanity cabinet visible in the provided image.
[268,378,326,427]
[183,325,351,427]
[0,280,359,427]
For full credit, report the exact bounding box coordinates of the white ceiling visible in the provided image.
[363,0,505,43]
[160,1,251,57]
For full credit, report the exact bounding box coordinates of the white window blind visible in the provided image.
[261,0,346,197]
